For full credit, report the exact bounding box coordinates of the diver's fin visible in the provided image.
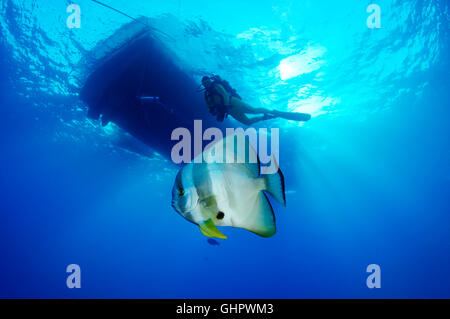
[273,111,311,122]
[199,219,227,239]
[263,167,286,206]
[240,193,276,237]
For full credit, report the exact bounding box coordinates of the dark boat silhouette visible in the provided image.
[79,20,232,160]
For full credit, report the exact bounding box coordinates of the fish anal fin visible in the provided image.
[239,192,276,238]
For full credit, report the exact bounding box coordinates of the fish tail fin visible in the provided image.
[263,168,286,207]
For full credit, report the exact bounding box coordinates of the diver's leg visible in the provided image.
[231,98,269,114]
[230,98,311,123]
[229,108,266,126]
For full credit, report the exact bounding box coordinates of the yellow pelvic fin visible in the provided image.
[199,219,227,239]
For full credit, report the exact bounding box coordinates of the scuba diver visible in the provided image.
[201,75,311,125]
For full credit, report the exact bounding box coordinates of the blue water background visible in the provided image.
[0,0,449,298]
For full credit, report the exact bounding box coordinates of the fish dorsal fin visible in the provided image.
[203,132,260,177]
[199,218,227,239]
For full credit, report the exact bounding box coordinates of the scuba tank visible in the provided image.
[211,75,241,99]
[201,75,241,122]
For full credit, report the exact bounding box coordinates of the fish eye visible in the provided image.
[178,188,184,196]
[216,212,225,220]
